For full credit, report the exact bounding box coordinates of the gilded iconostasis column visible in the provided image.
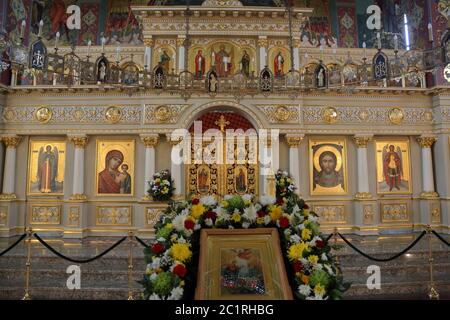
[177,36,186,72]
[167,135,184,200]
[417,136,438,198]
[141,134,159,200]
[69,135,88,200]
[293,37,301,70]
[257,36,268,72]
[353,135,373,199]
[0,136,22,199]
[286,134,304,195]
[144,37,154,72]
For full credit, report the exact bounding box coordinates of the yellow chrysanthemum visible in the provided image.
[308,255,319,265]
[303,209,310,216]
[269,205,283,221]
[314,284,326,297]
[221,200,229,208]
[166,223,173,230]
[231,212,241,223]
[171,243,192,263]
[257,217,265,225]
[301,228,312,241]
[191,204,206,219]
[288,242,310,261]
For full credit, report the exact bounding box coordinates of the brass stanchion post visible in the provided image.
[127,231,134,300]
[426,225,439,300]
[22,227,32,300]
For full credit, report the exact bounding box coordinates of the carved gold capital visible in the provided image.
[166,134,183,146]
[0,193,17,201]
[69,136,89,148]
[144,38,154,47]
[141,134,159,148]
[355,192,373,200]
[285,135,304,147]
[257,37,268,48]
[353,135,372,148]
[420,191,439,199]
[2,136,22,148]
[176,36,186,47]
[293,37,301,48]
[417,136,437,148]
[70,194,87,201]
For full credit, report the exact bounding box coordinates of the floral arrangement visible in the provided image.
[141,174,349,300]
[275,170,297,200]
[147,170,175,202]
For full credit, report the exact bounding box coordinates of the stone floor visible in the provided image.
[0,232,449,300]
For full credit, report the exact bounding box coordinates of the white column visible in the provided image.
[258,36,268,72]
[177,36,186,72]
[140,134,159,199]
[286,134,304,194]
[353,135,373,199]
[167,135,184,200]
[1,136,21,198]
[293,37,300,70]
[271,132,280,174]
[69,136,88,200]
[144,38,154,72]
[417,136,438,198]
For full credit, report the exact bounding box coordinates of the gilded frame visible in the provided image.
[27,137,66,196]
[95,139,135,197]
[375,138,412,195]
[195,228,293,300]
[309,138,348,196]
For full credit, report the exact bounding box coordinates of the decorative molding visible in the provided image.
[420,191,439,199]
[285,134,304,147]
[363,204,375,225]
[417,136,437,148]
[145,208,163,226]
[380,202,409,223]
[388,108,405,125]
[35,106,53,123]
[322,107,338,124]
[30,205,61,225]
[1,136,21,148]
[69,136,88,148]
[0,193,17,200]
[105,106,123,124]
[96,206,132,226]
[258,105,299,123]
[430,203,441,224]
[313,205,347,224]
[353,135,373,148]
[145,104,186,124]
[70,194,87,201]
[0,207,7,226]
[68,207,80,227]
[355,192,373,200]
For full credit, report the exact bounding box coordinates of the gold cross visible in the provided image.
[215,115,230,132]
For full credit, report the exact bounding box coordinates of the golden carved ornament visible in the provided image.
[176,37,186,47]
[3,108,15,121]
[155,105,172,123]
[420,191,439,199]
[355,192,373,200]
[353,136,372,148]
[417,136,437,148]
[388,108,404,125]
[105,106,122,124]
[70,136,88,148]
[0,193,17,200]
[358,109,369,121]
[273,105,291,122]
[363,205,374,224]
[257,38,268,47]
[35,106,53,123]
[70,194,87,201]
[0,208,7,225]
[322,107,338,124]
[286,135,303,147]
[141,136,159,147]
[166,134,183,146]
[2,136,22,148]
[423,111,433,122]
[144,38,154,47]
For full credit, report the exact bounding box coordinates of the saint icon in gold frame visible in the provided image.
[309,139,348,195]
[27,139,66,196]
[195,228,293,300]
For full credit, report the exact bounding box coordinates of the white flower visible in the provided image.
[306,296,324,300]
[292,204,301,215]
[243,206,257,222]
[242,222,250,229]
[194,223,201,231]
[149,293,162,300]
[168,287,184,300]
[254,203,262,211]
[151,257,161,269]
[298,284,311,296]
[259,195,276,206]
[264,215,271,225]
[308,214,318,222]
[324,264,334,275]
[149,273,158,281]
[309,236,322,247]
[290,234,301,244]
[172,214,187,232]
[312,263,323,271]
[284,228,292,237]
[217,210,230,221]
[180,208,190,216]
[242,194,253,202]
[177,236,187,244]
[200,195,217,207]
[205,218,213,227]
[157,237,166,243]
[228,225,234,229]
[283,171,288,176]
[321,253,328,262]
[224,195,234,200]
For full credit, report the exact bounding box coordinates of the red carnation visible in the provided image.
[276,198,284,205]
[316,240,325,248]
[173,264,187,278]
[192,198,200,205]
[257,210,266,218]
[303,204,309,210]
[184,219,195,230]
[151,242,164,254]
[279,216,290,228]
[205,211,217,222]
[293,261,303,273]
